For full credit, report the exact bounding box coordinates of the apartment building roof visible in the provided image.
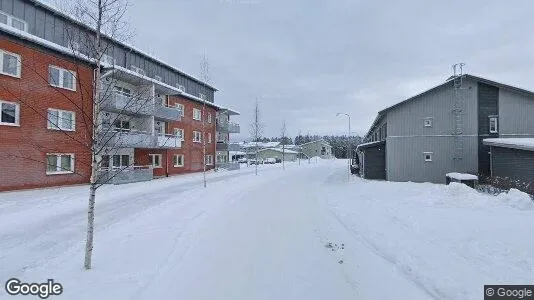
[28,0,217,91]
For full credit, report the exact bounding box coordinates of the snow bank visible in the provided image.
[446,172,478,181]
[496,188,534,210]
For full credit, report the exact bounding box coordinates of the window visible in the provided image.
[193,131,202,143]
[205,155,214,166]
[173,128,184,141]
[130,65,146,76]
[489,116,498,133]
[101,155,110,169]
[113,119,130,131]
[49,66,76,91]
[149,154,162,168]
[154,121,166,135]
[46,154,74,174]
[173,154,184,167]
[0,100,20,126]
[114,86,131,98]
[424,118,433,127]
[0,11,27,32]
[174,103,184,116]
[47,109,75,131]
[101,155,129,169]
[424,152,433,162]
[208,132,212,144]
[0,50,21,78]
[208,113,212,124]
[193,108,202,121]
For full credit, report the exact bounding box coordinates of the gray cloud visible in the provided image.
[119,0,533,139]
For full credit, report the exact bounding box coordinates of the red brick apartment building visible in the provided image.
[0,0,239,191]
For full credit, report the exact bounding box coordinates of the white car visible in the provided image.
[238,158,247,163]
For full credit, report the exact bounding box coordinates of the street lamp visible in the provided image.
[336,112,351,182]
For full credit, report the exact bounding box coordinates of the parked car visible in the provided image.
[238,158,247,163]
[275,158,282,163]
[264,158,276,164]
[350,158,360,174]
[249,159,263,165]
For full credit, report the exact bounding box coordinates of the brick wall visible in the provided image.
[0,37,94,191]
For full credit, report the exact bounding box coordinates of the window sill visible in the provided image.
[0,71,21,79]
[50,84,77,92]
[0,122,20,127]
[173,165,184,168]
[153,166,163,169]
[46,171,74,175]
[48,127,75,132]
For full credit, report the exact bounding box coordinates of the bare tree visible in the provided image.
[200,53,210,188]
[280,120,287,170]
[250,100,264,175]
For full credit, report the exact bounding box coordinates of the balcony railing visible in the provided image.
[216,121,240,133]
[154,102,183,121]
[97,165,153,185]
[216,142,229,151]
[99,128,181,149]
[156,134,182,148]
[101,92,154,116]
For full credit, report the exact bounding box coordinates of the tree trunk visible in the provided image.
[84,182,97,269]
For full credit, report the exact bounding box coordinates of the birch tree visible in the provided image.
[280,120,287,170]
[199,54,210,188]
[250,100,264,175]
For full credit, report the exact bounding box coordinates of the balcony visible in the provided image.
[154,102,183,121]
[216,142,229,151]
[97,166,153,185]
[216,121,240,134]
[101,92,154,116]
[99,129,156,148]
[156,134,182,148]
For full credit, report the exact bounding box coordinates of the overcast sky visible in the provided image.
[116,1,533,140]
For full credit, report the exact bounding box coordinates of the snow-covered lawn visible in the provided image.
[0,159,532,300]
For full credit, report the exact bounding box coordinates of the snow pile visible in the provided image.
[496,188,534,210]
[446,172,478,180]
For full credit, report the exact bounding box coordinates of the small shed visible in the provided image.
[483,138,534,194]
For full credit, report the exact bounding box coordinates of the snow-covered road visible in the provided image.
[0,159,532,300]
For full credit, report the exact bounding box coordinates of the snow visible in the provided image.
[0,160,533,300]
[483,138,534,151]
[446,172,478,181]
[258,147,299,154]
[240,141,281,149]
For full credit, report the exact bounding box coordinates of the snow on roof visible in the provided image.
[229,151,246,156]
[257,148,299,154]
[356,140,385,150]
[483,138,534,152]
[241,142,281,149]
[29,0,217,91]
[0,22,239,114]
[446,173,478,181]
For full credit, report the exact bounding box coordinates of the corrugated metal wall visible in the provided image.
[1,0,215,101]
[362,144,386,180]
[491,146,534,194]
[385,79,479,183]
[499,88,534,138]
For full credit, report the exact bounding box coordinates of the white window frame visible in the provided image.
[149,154,162,168]
[193,108,202,121]
[46,153,75,175]
[424,152,433,162]
[173,128,184,141]
[0,11,28,32]
[193,131,202,143]
[489,116,498,133]
[208,132,212,144]
[47,108,75,131]
[173,154,184,167]
[49,65,77,91]
[0,49,21,78]
[205,154,214,166]
[424,117,433,127]
[174,103,184,116]
[0,100,20,126]
[208,113,212,124]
